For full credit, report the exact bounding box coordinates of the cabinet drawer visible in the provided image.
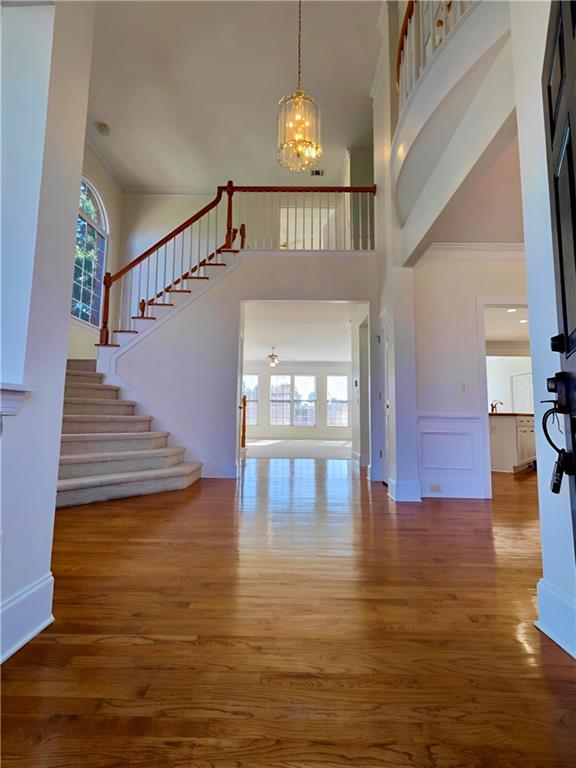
[516,416,534,426]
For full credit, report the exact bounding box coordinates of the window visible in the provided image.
[71,180,107,327]
[242,374,259,426]
[269,374,317,427]
[293,375,316,426]
[327,375,349,426]
[270,374,291,425]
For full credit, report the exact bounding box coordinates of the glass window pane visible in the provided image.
[294,401,316,426]
[79,180,104,227]
[327,375,348,401]
[327,401,349,427]
[294,375,316,401]
[270,375,291,400]
[246,401,258,426]
[270,401,291,426]
[242,374,259,399]
[71,186,107,328]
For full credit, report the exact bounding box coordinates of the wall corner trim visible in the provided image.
[387,479,422,502]
[1,573,54,663]
[535,578,576,659]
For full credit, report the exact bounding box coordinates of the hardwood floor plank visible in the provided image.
[2,462,575,767]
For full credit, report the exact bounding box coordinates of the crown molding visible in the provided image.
[84,137,126,191]
[424,242,525,262]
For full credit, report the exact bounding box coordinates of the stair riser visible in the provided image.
[60,435,168,455]
[64,386,119,400]
[65,373,104,385]
[62,419,151,434]
[63,402,135,416]
[56,467,201,508]
[67,360,97,372]
[59,451,185,479]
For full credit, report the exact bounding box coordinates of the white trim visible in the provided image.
[240,250,377,259]
[1,573,54,663]
[0,383,33,416]
[425,243,524,261]
[417,410,483,420]
[84,137,125,191]
[535,579,576,659]
[69,315,100,333]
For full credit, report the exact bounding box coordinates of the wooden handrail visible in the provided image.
[98,180,376,346]
[396,0,416,85]
[110,187,225,284]
[229,185,377,194]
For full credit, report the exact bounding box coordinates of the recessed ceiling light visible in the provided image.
[507,308,517,313]
[519,319,528,324]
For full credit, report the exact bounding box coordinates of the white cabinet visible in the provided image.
[489,414,536,472]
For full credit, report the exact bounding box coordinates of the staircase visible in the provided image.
[57,359,201,507]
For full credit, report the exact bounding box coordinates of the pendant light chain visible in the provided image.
[297,0,302,91]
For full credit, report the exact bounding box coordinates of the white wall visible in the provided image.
[243,361,352,441]
[97,252,383,479]
[486,356,532,413]
[413,252,527,498]
[510,0,576,658]
[67,145,125,359]
[121,192,215,265]
[1,3,94,661]
[372,6,420,500]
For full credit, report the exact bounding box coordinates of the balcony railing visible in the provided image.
[397,1,476,113]
[98,183,376,346]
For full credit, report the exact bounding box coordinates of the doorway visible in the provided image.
[239,301,371,462]
[481,303,536,481]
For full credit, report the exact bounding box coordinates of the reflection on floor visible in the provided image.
[246,438,352,459]
[3,462,574,767]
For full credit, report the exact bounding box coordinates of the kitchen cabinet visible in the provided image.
[489,414,536,473]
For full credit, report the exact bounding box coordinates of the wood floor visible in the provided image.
[2,461,575,767]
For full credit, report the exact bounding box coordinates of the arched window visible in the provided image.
[71,179,108,327]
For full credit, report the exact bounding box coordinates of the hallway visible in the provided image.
[2,462,574,767]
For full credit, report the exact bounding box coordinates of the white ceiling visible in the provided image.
[484,306,529,342]
[434,136,524,244]
[243,300,362,361]
[87,1,381,192]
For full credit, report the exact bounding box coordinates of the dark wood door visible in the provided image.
[542,1,576,518]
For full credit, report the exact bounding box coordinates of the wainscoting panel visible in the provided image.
[417,413,489,498]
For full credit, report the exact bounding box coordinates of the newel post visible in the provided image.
[241,394,247,449]
[225,180,234,248]
[99,272,112,345]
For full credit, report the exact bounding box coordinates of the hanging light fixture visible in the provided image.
[267,346,280,367]
[277,0,323,172]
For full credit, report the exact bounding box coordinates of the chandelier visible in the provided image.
[277,0,323,172]
[267,347,280,367]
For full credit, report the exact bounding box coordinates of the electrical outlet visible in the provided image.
[430,483,442,493]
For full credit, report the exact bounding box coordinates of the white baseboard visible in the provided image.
[535,579,576,659]
[387,479,422,502]
[351,451,370,467]
[1,573,54,663]
[203,462,237,479]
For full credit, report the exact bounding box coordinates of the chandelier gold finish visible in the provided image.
[277,0,323,172]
